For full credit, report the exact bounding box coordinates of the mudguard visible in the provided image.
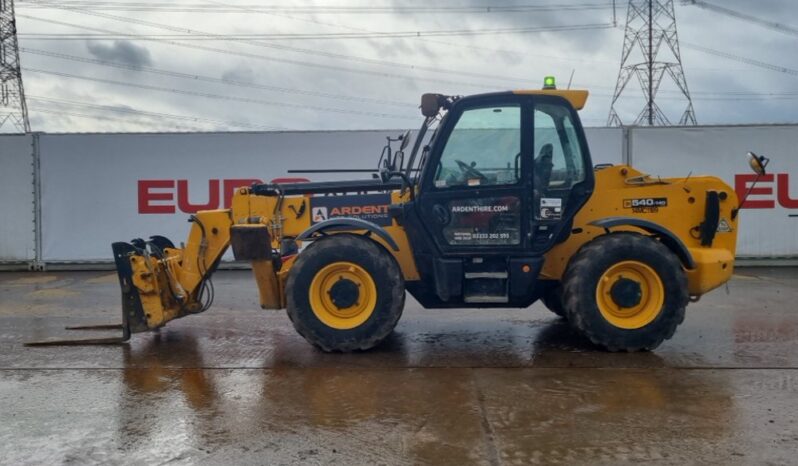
[297,217,400,251]
[589,216,695,269]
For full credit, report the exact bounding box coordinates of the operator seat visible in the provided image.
[534,143,554,194]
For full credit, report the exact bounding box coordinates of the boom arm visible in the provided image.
[120,210,233,333]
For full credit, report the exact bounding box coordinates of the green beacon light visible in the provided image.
[543,76,557,90]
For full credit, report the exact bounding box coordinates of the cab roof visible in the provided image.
[512,89,589,110]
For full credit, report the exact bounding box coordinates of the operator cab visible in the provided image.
[399,77,595,307]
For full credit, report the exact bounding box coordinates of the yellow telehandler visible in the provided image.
[29,78,769,352]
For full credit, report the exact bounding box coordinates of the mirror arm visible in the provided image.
[387,171,415,201]
[732,171,763,220]
[734,152,772,219]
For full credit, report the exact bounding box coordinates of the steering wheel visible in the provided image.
[454,159,488,182]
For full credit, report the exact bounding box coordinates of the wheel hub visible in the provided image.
[308,261,378,330]
[609,277,642,308]
[328,278,360,309]
[595,260,665,330]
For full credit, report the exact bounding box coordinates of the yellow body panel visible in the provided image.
[685,248,735,296]
[252,258,281,309]
[228,187,420,281]
[540,165,738,296]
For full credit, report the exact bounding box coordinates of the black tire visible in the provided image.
[286,234,405,352]
[562,232,688,352]
[541,283,567,318]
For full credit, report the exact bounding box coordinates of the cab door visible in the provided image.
[528,98,593,253]
[417,95,532,255]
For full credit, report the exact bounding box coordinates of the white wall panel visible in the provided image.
[35,126,798,262]
[39,131,402,261]
[0,134,35,262]
[584,127,624,166]
[630,125,798,257]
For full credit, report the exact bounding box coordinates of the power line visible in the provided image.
[233,0,616,64]
[19,1,616,14]
[26,46,794,105]
[683,43,798,77]
[25,68,419,119]
[17,14,514,90]
[21,0,623,68]
[17,0,622,90]
[20,47,416,108]
[18,23,617,41]
[27,106,206,131]
[28,95,288,130]
[52,6,603,80]
[684,1,798,38]
[17,13,547,85]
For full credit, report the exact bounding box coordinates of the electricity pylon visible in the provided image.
[0,0,30,133]
[608,0,696,126]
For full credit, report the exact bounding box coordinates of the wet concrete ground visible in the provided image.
[1,268,797,465]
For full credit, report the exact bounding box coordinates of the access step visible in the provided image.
[464,271,508,279]
[464,295,510,304]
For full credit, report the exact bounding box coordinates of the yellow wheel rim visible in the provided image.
[309,261,377,330]
[595,260,664,330]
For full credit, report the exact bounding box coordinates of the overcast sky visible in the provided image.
[9,0,798,132]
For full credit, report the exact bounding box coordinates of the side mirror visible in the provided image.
[379,157,391,183]
[734,151,772,220]
[747,152,769,176]
[420,93,441,117]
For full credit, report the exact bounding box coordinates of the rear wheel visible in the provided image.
[562,232,688,351]
[286,234,404,352]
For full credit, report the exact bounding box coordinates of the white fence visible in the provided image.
[0,134,36,263]
[0,125,795,267]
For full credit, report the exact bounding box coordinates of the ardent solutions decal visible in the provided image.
[623,197,668,213]
[310,193,392,227]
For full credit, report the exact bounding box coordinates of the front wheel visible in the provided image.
[562,232,688,351]
[540,283,566,318]
[286,234,405,352]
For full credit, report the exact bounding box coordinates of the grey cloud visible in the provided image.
[222,65,255,84]
[86,40,153,68]
[16,1,798,132]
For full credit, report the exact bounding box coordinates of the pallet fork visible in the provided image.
[25,242,148,346]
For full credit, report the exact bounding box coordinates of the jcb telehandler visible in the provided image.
[29,78,769,352]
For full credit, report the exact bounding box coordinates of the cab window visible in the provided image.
[434,105,521,188]
[533,103,586,192]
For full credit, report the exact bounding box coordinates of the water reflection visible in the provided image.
[112,320,735,464]
[117,332,224,457]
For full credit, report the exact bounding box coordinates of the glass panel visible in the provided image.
[434,106,521,188]
[533,103,586,221]
[533,104,586,191]
[443,197,521,246]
